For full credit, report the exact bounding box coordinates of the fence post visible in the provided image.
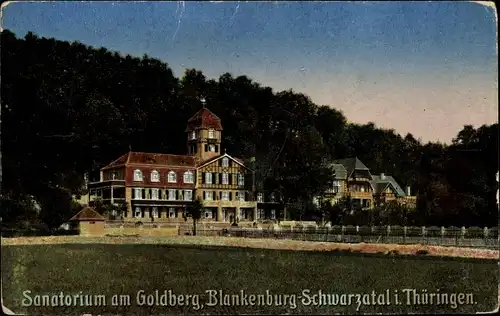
[483,227,489,240]
[461,226,466,239]
[422,226,426,244]
[325,226,329,242]
[341,225,345,242]
[441,226,445,244]
[403,226,407,244]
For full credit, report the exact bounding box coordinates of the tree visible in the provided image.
[1,29,498,228]
[189,198,204,236]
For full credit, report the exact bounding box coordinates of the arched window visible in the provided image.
[150,170,160,182]
[168,171,177,183]
[133,170,143,182]
[183,171,194,184]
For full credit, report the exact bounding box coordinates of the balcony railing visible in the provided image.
[348,191,373,198]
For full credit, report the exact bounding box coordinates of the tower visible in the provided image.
[185,99,223,161]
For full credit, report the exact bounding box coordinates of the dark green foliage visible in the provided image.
[188,198,203,236]
[1,29,498,228]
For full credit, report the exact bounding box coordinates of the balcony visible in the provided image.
[202,200,257,208]
[348,177,372,183]
[349,191,373,199]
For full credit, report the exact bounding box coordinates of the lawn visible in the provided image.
[1,243,498,315]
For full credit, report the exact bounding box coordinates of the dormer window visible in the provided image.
[257,193,264,203]
[183,171,194,184]
[208,144,216,152]
[208,128,215,139]
[222,158,229,167]
[133,170,143,182]
[168,171,177,183]
[151,170,160,182]
[190,130,196,140]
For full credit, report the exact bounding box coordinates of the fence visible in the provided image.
[178,225,499,249]
[1,227,80,237]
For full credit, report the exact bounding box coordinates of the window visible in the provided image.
[190,130,196,140]
[183,171,194,184]
[205,191,213,201]
[184,190,192,201]
[222,173,229,185]
[257,209,265,219]
[221,191,229,201]
[238,191,245,201]
[205,173,212,184]
[205,210,212,219]
[168,189,176,201]
[239,209,246,220]
[257,193,264,203]
[168,171,177,183]
[270,209,276,219]
[208,144,216,152]
[151,188,159,200]
[168,207,176,218]
[151,170,160,182]
[208,128,215,139]
[238,173,245,186]
[134,207,141,218]
[134,188,142,200]
[111,172,116,180]
[270,193,276,202]
[222,158,229,167]
[134,170,143,182]
[151,207,158,218]
[333,181,341,193]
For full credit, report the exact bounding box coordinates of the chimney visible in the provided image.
[406,186,411,196]
[380,173,386,180]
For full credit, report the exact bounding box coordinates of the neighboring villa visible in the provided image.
[317,157,416,209]
[87,106,281,223]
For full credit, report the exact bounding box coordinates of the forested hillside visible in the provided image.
[1,30,497,228]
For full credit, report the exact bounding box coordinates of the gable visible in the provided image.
[197,154,250,171]
[383,183,397,194]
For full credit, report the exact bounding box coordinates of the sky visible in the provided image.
[2,1,498,143]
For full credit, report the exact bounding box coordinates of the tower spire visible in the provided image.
[200,97,206,109]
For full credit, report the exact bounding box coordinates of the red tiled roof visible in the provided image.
[186,108,223,131]
[127,152,196,167]
[102,152,196,169]
[69,206,105,222]
[102,152,129,169]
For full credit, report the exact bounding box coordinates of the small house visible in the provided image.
[69,206,106,236]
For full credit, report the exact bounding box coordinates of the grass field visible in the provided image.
[1,242,498,315]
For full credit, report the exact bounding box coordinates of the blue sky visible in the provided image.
[2,1,497,143]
